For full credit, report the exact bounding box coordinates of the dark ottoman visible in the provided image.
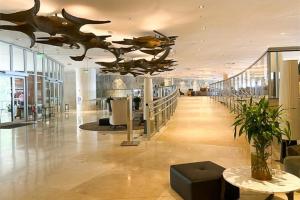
[170,161,239,200]
[98,118,110,126]
[287,145,300,156]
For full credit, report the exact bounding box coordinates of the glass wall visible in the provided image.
[12,46,25,72]
[0,40,64,124]
[0,42,10,71]
[0,76,12,123]
[210,47,300,112]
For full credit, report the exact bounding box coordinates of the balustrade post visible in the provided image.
[146,103,151,138]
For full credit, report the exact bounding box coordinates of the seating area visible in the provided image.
[185,88,209,96]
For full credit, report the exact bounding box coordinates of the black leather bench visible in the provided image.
[170,161,239,200]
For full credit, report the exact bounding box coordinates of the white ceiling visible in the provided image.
[1,0,300,81]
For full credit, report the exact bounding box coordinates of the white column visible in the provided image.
[127,95,133,141]
[143,76,153,120]
[76,68,97,111]
[279,60,300,140]
[63,70,76,110]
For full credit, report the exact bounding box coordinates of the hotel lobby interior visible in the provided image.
[0,0,300,199]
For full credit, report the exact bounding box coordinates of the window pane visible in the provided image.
[48,59,53,78]
[37,76,43,105]
[27,75,35,120]
[44,57,48,76]
[53,63,57,79]
[0,42,11,71]
[0,76,12,123]
[57,63,60,79]
[37,55,43,76]
[59,65,63,80]
[13,47,24,72]
[26,51,34,73]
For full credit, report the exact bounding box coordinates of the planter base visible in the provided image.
[251,153,272,181]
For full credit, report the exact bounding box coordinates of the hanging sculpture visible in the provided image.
[113,30,177,49]
[0,0,112,61]
[0,0,177,76]
[97,43,177,77]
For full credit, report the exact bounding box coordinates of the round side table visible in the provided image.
[223,167,300,200]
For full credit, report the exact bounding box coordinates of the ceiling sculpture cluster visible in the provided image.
[0,0,177,76]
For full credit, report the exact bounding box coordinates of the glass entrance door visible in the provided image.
[0,76,12,123]
[13,77,26,122]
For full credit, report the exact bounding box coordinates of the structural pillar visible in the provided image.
[279,60,300,161]
[143,75,153,120]
[76,68,97,111]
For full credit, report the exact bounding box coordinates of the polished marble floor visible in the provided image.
[0,97,298,200]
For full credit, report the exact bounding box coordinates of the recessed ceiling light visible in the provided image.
[225,62,235,65]
[201,26,206,30]
[280,32,287,35]
[198,5,205,9]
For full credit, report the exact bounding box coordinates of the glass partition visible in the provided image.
[26,51,34,73]
[28,75,35,120]
[36,55,43,75]
[12,46,25,72]
[0,76,12,123]
[210,47,300,112]
[0,40,64,124]
[0,42,10,71]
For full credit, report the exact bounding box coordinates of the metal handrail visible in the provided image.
[151,85,177,103]
[145,86,179,138]
[152,93,179,116]
[210,46,300,85]
[149,89,178,110]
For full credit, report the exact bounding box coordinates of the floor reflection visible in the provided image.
[0,98,297,200]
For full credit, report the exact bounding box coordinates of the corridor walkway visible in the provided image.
[0,97,295,200]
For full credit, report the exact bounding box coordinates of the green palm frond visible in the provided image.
[232,97,291,145]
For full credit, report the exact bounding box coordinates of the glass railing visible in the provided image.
[145,86,179,138]
[94,85,177,111]
[210,46,300,112]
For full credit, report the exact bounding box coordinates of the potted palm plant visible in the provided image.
[233,97,290,181]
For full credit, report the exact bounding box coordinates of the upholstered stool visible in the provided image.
[170,161,239,200]
[98,118,110,126]
[287,145,300,156]
[284,156,300,177]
